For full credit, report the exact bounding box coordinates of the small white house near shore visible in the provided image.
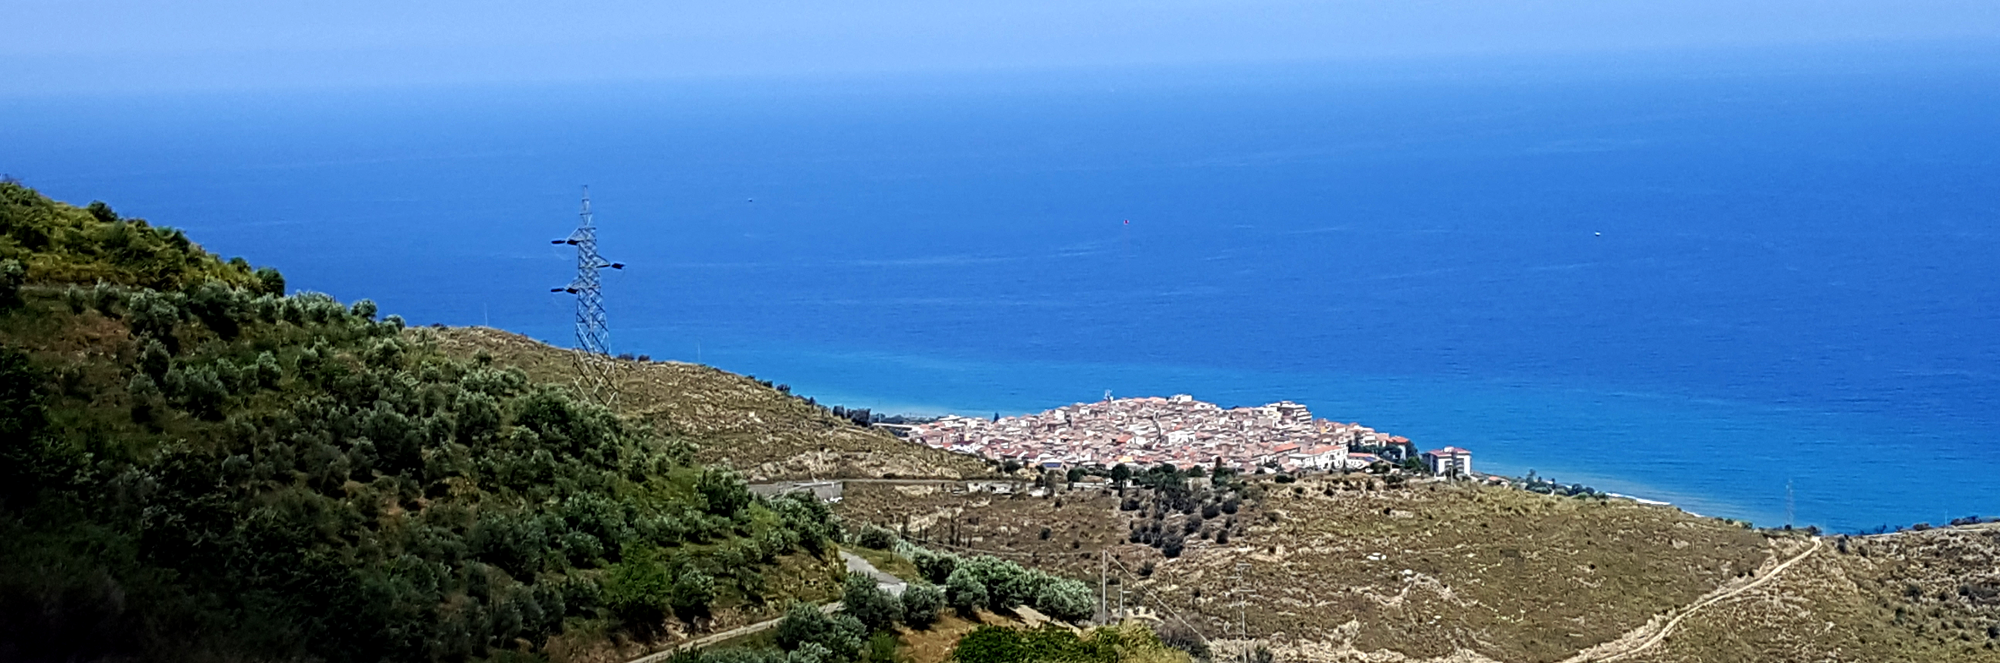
[1423,446,1473,478]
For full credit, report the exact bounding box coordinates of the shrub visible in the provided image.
[771,492,841,553]
[697,468,754,518]
[1032,578,1094,623]
[125,290,180,342]
[953,624,1170,663]
[777,601,837,651]
[252,351,283,388]
[777,602,865,661]
[855,524,898,550]
[166,365,228,420]
[864,632,899,663]
[671,569,717,619]
[789,643,832,663]
[0,259,23,308]
[254,266,285,295]
[841,572,902,631]
[946,567,988,614]
[901,583,944,629]
[965,556,1034,609]
[606,546,677,626]
[914,550,958,584]
[952,625,1027,663]
[186,281,244,339]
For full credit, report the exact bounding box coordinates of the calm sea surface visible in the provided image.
[6,46,1997,532]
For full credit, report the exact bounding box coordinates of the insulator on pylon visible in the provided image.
[548,186,621,405]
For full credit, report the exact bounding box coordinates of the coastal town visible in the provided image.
[903,394,1474,477]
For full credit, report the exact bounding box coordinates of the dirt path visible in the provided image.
[1563,537,1823,663]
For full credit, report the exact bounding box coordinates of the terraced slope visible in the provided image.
[423,327,993,481]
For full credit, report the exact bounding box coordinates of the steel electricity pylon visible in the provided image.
[550,186,625,403]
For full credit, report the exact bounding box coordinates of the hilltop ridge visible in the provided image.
[423,326,995,482]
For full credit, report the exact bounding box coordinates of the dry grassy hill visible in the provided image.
[419,326,993,481]
[1166,477,1771,663]
[1620,525,2000,662]
[839,475,1787,663]
[842,473,2000,662]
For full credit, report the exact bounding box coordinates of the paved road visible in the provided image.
[842,550,909,596]
[624,549,907,663]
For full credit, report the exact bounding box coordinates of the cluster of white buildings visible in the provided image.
[908,395,1440,475]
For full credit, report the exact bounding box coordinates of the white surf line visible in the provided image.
[1578,537,1823,663]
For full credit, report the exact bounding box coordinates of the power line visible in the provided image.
[549,186,625,405]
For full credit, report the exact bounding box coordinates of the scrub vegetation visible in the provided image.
[424,327,994,482]
[1622,526,2000,662]
[0,183,846,662]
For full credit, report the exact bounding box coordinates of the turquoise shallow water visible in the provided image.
[4,46,1997,532]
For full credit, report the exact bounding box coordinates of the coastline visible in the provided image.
[637,337,1994,534]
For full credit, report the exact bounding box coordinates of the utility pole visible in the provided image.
[549,187,626,405]
[1786,478,1795,529]
[1233,562,1252,663]
[1100,549,1110,623]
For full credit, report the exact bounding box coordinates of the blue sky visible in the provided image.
[5,0,1998,94]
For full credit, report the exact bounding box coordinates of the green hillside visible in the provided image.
[0,182,845,662]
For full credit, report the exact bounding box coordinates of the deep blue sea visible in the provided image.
[5,44,1997,532]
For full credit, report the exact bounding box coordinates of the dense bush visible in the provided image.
[776,601,866,661]
[952,624,1178,663]
[841,572,902,631]
[0,259,23,308]
[1034,578,1095,623]
[946,567,989,615]
[900,583,944,629]
[0,183,269,291]
[854,524,898,550]
[964,555,1035,609]
[913,548,958,584]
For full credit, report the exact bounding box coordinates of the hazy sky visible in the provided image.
[5,0,2000,94]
